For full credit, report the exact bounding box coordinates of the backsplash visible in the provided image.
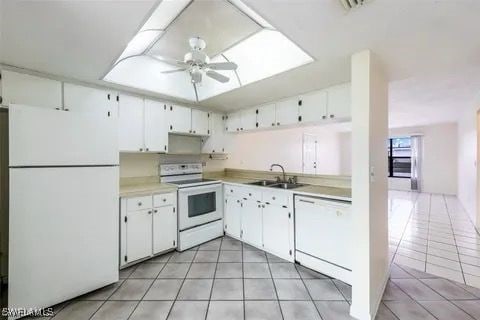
[119,152,227,178]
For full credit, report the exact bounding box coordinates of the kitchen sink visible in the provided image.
[248,180,278,186]
[269,183,306,189]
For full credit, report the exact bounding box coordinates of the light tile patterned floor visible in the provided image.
[389,191,480,289]
[35,235,480,320]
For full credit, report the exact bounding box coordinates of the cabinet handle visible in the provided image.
[137,202,142,206]
[272,196,276,200]
[193,130,196,133]
[248,193,252,196]
[258,205,261,208]
[330,114,335,118]
[322,115,326,120]
[163,198,167,202]
[154,209,158,213]
[265,202,270,205]
[277,122,280,125]
[271,123,275,126]
[336,210,342,216]
[145,147,149,151]
[139,148,143,152]
[64,108,69,111]
[243,197,247,201]
[148,210,152,214]
[189,130,192,133]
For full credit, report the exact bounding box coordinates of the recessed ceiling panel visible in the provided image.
[148,0,261,60]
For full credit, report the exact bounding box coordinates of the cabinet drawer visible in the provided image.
[153,193,176,207]
[127,196,153,211]
[244,188,262,202]
[224,184,247,199]
[262,190,289,207]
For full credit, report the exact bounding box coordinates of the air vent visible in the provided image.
[340,0,368,10]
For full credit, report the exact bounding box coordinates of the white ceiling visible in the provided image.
[1,0,480,127]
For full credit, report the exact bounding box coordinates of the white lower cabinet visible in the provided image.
[223,184,294,261]
[125,209,153,263]
[241,199,263,248]
[224,196,242,239]
[120,192,177,267]
[153,204,177,254]
[263,203,291,259]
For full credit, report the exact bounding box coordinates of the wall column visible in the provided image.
[349,50,389,320]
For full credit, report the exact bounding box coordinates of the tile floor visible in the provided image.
[34,235,480,320]
[389,191,480,288]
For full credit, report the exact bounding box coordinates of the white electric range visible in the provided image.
[160,163,223,251]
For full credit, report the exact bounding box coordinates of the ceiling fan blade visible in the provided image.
[206,70,229,83]
[146,54,189,68]
[206,61,238,70]
[161,68,187,74]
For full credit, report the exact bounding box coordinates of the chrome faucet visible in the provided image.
[270,164,286,183]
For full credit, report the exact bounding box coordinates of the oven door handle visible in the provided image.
[178,183,222,194]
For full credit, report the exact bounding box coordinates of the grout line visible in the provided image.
[204,238,222,320]
[381,301,401,320]
[425,194,432,273]
[163,251,196,320]
[442,194,467,286]
[265,251,285,320]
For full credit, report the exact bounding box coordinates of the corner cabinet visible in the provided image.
[223,184,294,261]
[202,113,228,154]
[118,94,168,153]
[120,192,177,267]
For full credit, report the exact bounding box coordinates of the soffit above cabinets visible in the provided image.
[103,0,313,103]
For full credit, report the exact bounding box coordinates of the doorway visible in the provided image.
[302,133,317,174]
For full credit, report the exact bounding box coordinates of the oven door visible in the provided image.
[178,183,223,231]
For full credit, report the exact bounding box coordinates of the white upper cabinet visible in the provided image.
[241,108,257,131]
[191,109,209,135]
[202,113,227,154]
[256,103,276,129]
[226,111,242,133]
[144,99,168,153]
[327,83,351,119]
[275,98,299,126]
[1,70,62,109]
[298,90,328,123]
[168,104,191,134]
[118,94,144,152]
[63,83,117,117]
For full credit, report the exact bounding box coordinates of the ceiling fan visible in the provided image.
[149,37,238,85]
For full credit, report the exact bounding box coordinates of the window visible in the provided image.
[388,137,411,178]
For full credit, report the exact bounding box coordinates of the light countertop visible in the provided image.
[119,182,177,198]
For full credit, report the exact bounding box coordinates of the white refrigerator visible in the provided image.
[8,104,119,315]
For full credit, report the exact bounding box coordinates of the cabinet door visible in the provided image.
[168,104,191,133]
[275,98,299,126]
[257,104,276,129]
[118,94,144,152]
[144,99,168,153]
[327,83,351,120]
[126,209,152,263]
[224,197,242,239]
[241,199,263,248]
[225,112,241,133]
[191,109,209,135]
[263,203,291,259]
[153,205,177,254]
[241,108,257,131]
[298,90,327,123]
[1,70,62,109]
[63,83,117,117]
[202,113,226,153]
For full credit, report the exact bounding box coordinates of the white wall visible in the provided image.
[338,122,458,195]
[457,101,478,225]
[224,124,346,175]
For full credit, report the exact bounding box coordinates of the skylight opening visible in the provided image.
[103,0,314,102]
[116,30,162,63]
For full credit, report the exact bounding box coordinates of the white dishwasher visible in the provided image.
[294,195,352,284]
